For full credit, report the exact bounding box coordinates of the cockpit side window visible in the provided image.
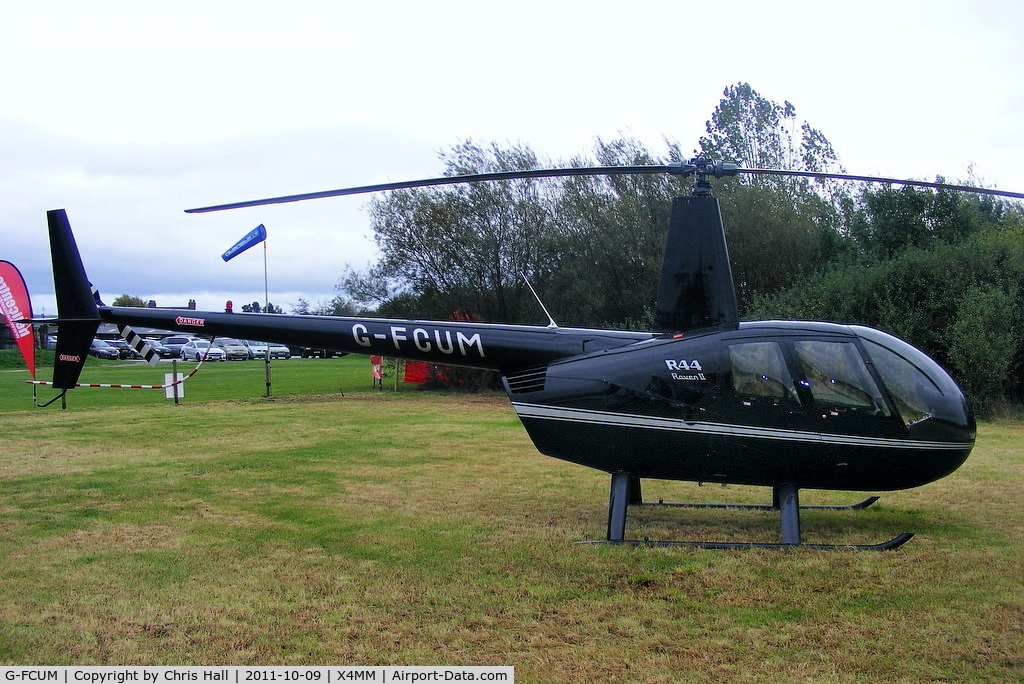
[793,340,890,415]
[861,338,939,426]
[730,342,799,403]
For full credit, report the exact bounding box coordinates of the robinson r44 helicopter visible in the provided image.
[21,155,1024,550]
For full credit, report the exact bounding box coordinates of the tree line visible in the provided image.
[318,83,1022,411]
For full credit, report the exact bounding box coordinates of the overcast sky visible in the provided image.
[3,0,1022,317]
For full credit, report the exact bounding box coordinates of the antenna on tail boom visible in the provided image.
[521,273,558,328]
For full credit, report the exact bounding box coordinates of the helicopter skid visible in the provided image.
[636,495,881,511]
[579,532,914,552]
[598,472,909,551]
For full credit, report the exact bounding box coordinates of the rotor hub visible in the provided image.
[665,155,740,196]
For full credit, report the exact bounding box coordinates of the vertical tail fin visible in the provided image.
[47,209,101,389]
[653,195,738,333]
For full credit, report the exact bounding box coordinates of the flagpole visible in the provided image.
[220,224,271,398]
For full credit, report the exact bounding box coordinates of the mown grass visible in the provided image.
[1,359,1022,680]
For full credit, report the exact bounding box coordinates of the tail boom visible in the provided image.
[99,306,652,374]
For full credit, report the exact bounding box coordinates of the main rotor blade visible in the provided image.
[185,161,1024,214]
[184,165,676,213]
[737,168,1024,200]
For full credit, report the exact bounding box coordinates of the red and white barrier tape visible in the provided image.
[27,363,202,389]
[27,338,217,390]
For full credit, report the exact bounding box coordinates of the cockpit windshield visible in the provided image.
[793,340,890,415]
[852,325,963,427]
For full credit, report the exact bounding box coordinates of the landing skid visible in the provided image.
[590,472,911,551]
[580,533,914,552]
[637,495,881,511]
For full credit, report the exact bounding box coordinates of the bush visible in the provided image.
[948,285,1018,410]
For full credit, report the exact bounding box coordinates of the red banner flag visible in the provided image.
[0,260,36,379]
[403,361,430,384]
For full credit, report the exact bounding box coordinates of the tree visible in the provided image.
[241,301,283,313]
[351,101,852,327]
[291,295,358,316]
[364,140,561,323]
[350,137,689,328]
[699,82,845,185]
[719,183,826,306]
[949,285,1018,410]
[851,182,1013,260]
[112,294,147,307]
[698,83,851,308]
[543,137,681,327]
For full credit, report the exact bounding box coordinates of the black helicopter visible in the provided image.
[28,156,1024,550]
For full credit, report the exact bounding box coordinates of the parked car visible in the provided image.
[242,340,268,359]
[179,339,226,361]
[242,340,291,359]
[89,338,120,360]
[266,342,292,359]
[143,338,176,358]
[104,338,139,359]
[215,338,251,361]
[161,335,198,356]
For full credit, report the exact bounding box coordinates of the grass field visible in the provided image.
[1,356,1022,680]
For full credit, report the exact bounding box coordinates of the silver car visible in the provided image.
[179,339,226,361]
[266,342,292,359]
[242,340,268,359]
[216,338,250,361]
[161,335,198,356]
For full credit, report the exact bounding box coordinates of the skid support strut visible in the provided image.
[593,472,912,551]
[777,482,800,545]
[607,471,632,542]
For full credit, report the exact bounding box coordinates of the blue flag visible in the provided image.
[222,224,267,262]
